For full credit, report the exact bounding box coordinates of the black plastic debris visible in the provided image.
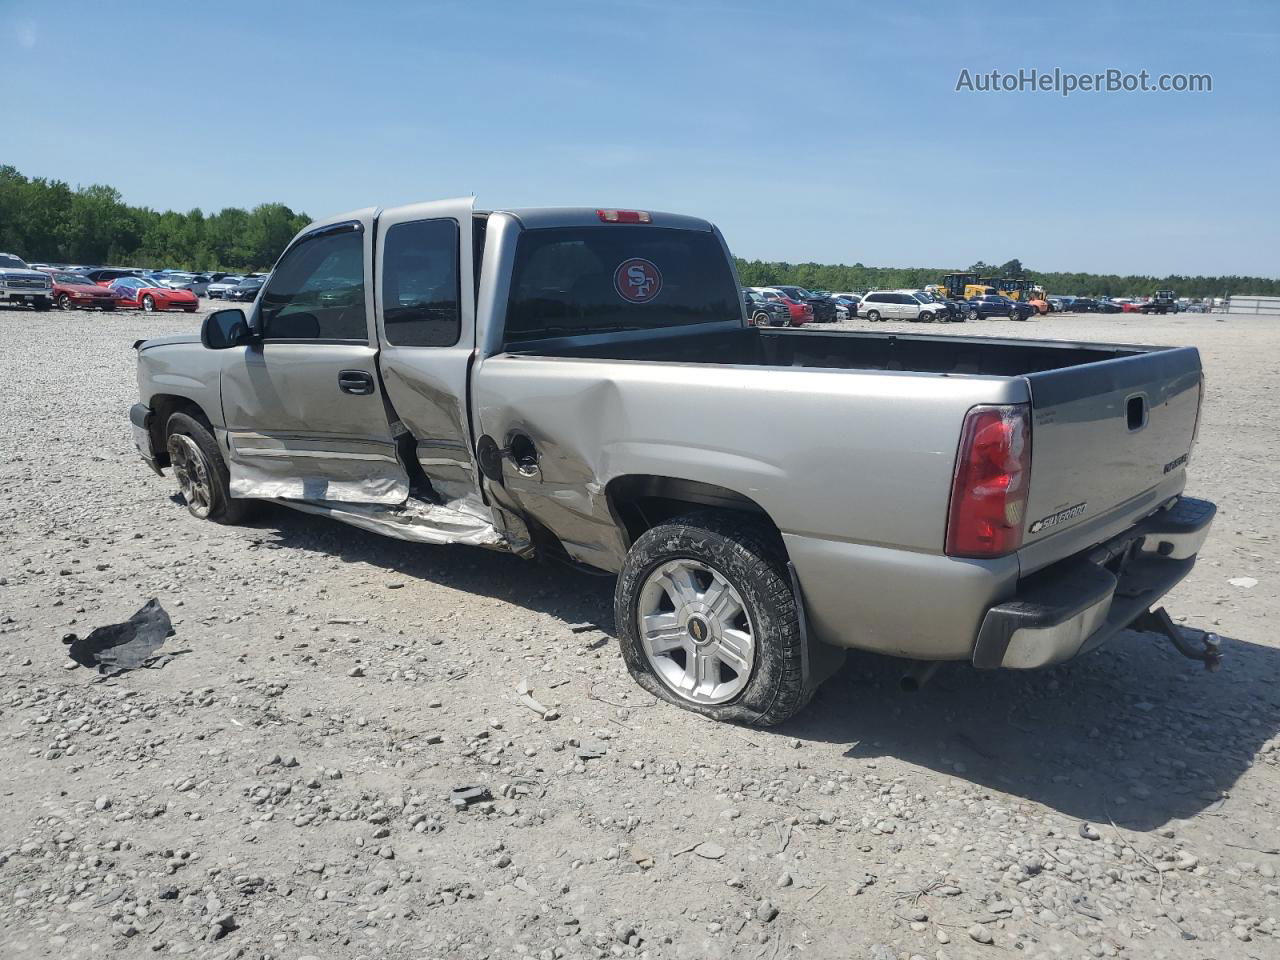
[450,786,492,809]
[67,599,174,674]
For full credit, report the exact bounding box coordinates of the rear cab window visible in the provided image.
[503,226,740,346]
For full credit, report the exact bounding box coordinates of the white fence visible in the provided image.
[1226,296,1280,316]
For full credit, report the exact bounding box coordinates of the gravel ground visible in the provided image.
[2,302,1278,960]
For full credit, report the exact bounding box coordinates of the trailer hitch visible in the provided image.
[1132,606,1222,671]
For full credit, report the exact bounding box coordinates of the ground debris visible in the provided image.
[66,599,173,674]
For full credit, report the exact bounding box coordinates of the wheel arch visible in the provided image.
[605,474,786,553]
[148,394,214,469]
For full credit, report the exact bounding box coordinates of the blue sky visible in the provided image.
[3,0,1277,276]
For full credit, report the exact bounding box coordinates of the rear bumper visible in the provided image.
[130,402,165,475]
[972,496,1215,669]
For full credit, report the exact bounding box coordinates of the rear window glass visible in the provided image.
[504,226,739,344]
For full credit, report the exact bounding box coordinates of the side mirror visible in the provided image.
[201,308,254,349]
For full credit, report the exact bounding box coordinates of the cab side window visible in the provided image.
[260,227,367,342]
[381,219,460,347]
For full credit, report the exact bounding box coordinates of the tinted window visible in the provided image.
[865,293,884,303]
[504,226,739,344]
[381,218,460,347]
[0,254,27,269]
[260,227,366,341]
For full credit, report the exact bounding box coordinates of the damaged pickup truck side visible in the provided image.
[130,200,1219,725]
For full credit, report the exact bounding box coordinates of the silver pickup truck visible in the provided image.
[130,200,1219,725]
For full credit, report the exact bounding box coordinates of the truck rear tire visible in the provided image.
[614,511,810,726]
[165,412,254,524]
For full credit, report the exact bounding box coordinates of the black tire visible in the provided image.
[969,307,980,321]
[866,309,881,322]
[32,297,52,312]
[57,294,72,310]
[142,294,156,312]
[751,311,769,327]
[101,304,115,312]
[1008,309,1020,321]
[615,511,810,726]
[165,411,254,524]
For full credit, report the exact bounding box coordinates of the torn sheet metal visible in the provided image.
[228,433,409,505]
[275,495,506,548]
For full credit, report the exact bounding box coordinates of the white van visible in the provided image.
[858,289,943,322]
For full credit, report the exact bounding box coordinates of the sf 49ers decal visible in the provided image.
[613,258,662,303]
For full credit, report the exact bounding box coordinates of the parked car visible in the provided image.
[859,289,947,322]
[770,285,836,323]
[831,293,861,321]
[965,294,1036,321]
[127,199,1218,725]
[1071,297,1097,312]
[749,287,811,326]
[42,269,117,310]
[0,252,54,310]
[916,289,963,322]
[1094,299,1124,314]
[1047,297,1068,312]
[225,277,266,302]
[207,276,245,299]
[84,267,144,285]
[109,276,199,312]
[160,273,211,296]
[1121,300,1145,313]
[743,290,791,327]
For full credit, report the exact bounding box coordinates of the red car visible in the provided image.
[108,276,199,312]
[1121,301,1144,313]
[778,296,812,326]
[41,269,117,311]
[755,290,812,326]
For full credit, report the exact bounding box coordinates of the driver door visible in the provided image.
[219,213,411,504]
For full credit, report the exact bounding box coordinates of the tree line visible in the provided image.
[2,165,1275,296]
[737,256,1278,300]
[0,165,309,273]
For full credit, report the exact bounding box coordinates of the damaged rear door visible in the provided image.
[221,214,412,504]
[373,198,484,510]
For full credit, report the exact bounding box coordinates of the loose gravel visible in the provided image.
[1,303,1278,960]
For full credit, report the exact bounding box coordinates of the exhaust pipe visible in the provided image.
[899,660,941,692]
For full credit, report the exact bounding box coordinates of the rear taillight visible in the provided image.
[597,209,651,223]
[945,404,1032,558]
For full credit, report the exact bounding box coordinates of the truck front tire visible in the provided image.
[615,511,810,726]
[165,411,253,524]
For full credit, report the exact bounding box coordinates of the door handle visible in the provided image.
[338,370,375,395]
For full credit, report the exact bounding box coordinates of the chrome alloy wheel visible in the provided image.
[167,433,213,518]
[637,558,756,705]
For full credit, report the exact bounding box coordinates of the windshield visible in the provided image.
[504,226,740,344]
[54,273,87,283]
[0,254,29,269]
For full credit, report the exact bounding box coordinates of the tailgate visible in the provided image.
[1020,346,1203,568]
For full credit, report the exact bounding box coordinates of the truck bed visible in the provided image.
[498,323,1203,577]
[509,325,1156,377]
